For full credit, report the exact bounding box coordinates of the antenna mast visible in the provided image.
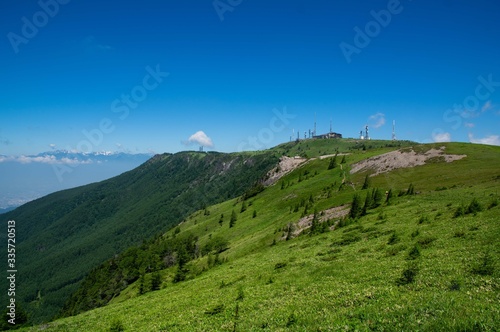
[392,120,397,141]
[314,113,317,137]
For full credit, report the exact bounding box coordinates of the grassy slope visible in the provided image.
[21,141,500,331]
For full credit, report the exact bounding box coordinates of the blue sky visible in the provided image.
[1,0,499,155]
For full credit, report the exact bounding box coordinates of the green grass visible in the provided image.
[17,141,500,331]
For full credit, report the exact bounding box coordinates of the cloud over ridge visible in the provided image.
[187,131,214,148]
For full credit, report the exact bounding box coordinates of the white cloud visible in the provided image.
[464,122,475,128]
[368,113,386,129]
[187,131,214,148]
[432,132,451,143]
[49,143,57,150]
[468,133,500,146]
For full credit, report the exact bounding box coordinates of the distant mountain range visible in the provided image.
[0,150,153,209]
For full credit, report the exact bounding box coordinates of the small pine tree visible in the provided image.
[240,201,247,213]
[230,210,237,228]
[174,247,190,283]
[407,183,415,195]
[407,244,421,260]
[466,198,483,215]
[362,191,373,216]
[309,194,315,204]
[151,272,162,291]
[310,209,320,235]
[285,223,295,241]
[219,214,224,226]
[341,155,347,164]
[349,194,363,219]
[397,263,419,285]
[138,275,145,295]
[328,155,337,170]
[301,204,310,218]
[362,174,371,190]
[372,188,383,208]
[252,210,257,218]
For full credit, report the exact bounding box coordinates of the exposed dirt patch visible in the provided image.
[350,146,467,176]
[264,156,308,186]
[292,205,350,237]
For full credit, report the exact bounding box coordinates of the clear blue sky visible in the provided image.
[1,0,499,155]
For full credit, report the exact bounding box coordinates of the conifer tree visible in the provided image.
[349,194,362,219]
[328,155,337,170]
[310,209,320,235]
[362,191,373,216]
[362,174,371,190]
[138,275,145,295]
[407,183,415,195]
[372,188,383,208]
[230,210,237,228]
[151,272,162,291]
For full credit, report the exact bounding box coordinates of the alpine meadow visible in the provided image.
[2,139,499,331]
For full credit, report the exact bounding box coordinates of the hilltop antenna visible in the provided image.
[392,120,397,141]
[330,117,333,135]
[365,125,370,140]
[314,112,317,137]
[360,130,364,140]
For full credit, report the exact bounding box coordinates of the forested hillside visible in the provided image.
[0,150,279,324]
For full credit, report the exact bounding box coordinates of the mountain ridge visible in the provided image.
[19,140,497,331]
